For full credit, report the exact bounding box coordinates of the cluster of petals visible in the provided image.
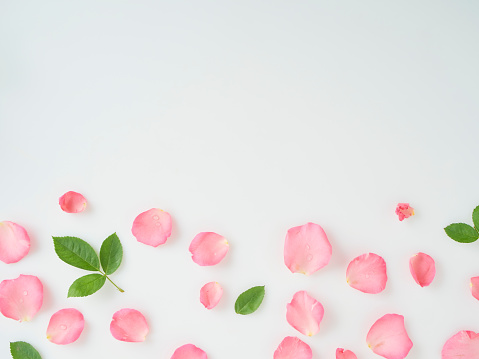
[59,191,87,213]
[47,308,84,344]
[274,336,312,359]
[170,344,207,359]
[471,277,479,301]
[110,308,149,342]
[409,252,435,287]
[346,253,387,294]
[286,290,324,337]
[442,330,479,359]
[0,274,43,322]
[189,232,229,266]
[395,203,414,221]
[336,348,357,359]
[200,282,223,309]
[0,221,30,264]
[132,208,172,247]
[284,222,332,275]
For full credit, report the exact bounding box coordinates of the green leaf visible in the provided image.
[100,233,123,275]
[67,273,106,297]
[53,236,100,271]
[10,341,42,359]
[235,285,265,315]
[444,223,479,243]
[473,206,479,231]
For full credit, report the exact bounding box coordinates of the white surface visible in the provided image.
[1,1,479,358]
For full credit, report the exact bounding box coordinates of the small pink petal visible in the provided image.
[286,290,324,337]
[47,308,84,345]
[346,253,387,294]
[189,232,229,266]
[409,252,435,287]
[110,308,149,342]
[132,208,172,247]
[442,330,479,359]
[284,222,332,275]
[0,221,30,264]
[395,203,414,221]
[471,277,479,301]
[274,336,312,359]
[367,314,413,359]
[170,344,207,359]
[336,348,358,359]
[0,274,43,322]
[59,191,87,213]
[200,282,223,309]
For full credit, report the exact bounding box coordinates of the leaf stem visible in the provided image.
[99,270,124,293]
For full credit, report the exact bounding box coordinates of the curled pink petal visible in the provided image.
[284,222,332,275]
[409,252,435,287]
[59,191,87,213]
[274,336,312,359]
[442,330,479,359]
[189,232,229,266]
[286,290,324,337]
[132,208,172,247]
[367,314,413,359]
[200,282,223,309]
[47,308,84,344]
[170,344,207,359]
[471,277,479,301]
[0,274,43,322]
[346,253,387,294]
[336,348,358,359]
[110,308,149,342]
[395,203,414,221]
[0,221,30,264]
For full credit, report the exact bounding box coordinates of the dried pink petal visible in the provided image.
[110,308,149,342]
[274,336,312,359]
[170,344,207,359]
[0,274,43,322]
[286,290,324,337]
[59,191,87,213]
[409,252,435,287]
[46,308,84,345]
[336,348,358,359]
[0,221,30,264]
[395,203,414,221]
[189,232,229,266]
[471,277,479,301]
[284,222,332,275]
[442,330,479,359]
[200,282,223,309]
[346,253,387,294]
[132,208,172,247]
[367,314,413,359]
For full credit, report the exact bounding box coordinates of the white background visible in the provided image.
[1,1,479,358]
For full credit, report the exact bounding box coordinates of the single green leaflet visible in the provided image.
[10,341,42,359]
[235,286,265,315]
[100,233,123,275]
[444,223,479,243]
[68,273,107,297]
[53,236,100,271]
[472,205,479,231]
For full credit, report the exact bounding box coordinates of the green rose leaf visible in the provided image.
[235,285,265,315]
[472,205,479,231]
[68,273,106,297]
[444,223,479,243]
[10,341,42,359]
[100,233,123,275]
[53,236,100,271]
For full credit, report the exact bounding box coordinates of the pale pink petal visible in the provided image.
[471,277,479,301]
[409,252,435,287]
[132,208,172,247]
[0,275,43,322]
[46,308,84,345]
[200,282,223,309]
[395,203,414,221]
[274,336,312,359]
[189,232,229,266]
[110,308,149,342]
[442,330,479,359]
[59,191,87,213]
[346,253,387,294]
[336,348,358,359]
[367,314,413,359]
[284,222,332,275]
[0,221,30,264]
[170,344,207,359]
[286,290,324,337]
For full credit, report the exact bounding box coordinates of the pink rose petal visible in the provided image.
[346,253,387,294]
[132,208,172,247]
[170,344,207,359]
[336,348,358,359]
[274,336,312,359]
[189,232,229,266]
[110,308,149,342]
[367,314,413,359]
[442,330,479,359]
[286,290,324,337]
[59,191,87,213]
[409,252,435,287]
[0,221,30,264]
[47,308,84,345]
[471,277,479,301]
[395,203,414,221]
[0,274,43,322]
[284,222,332,275]
[200,282,223,309]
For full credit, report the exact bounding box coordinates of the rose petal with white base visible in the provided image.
[346,253,387,294]
[170,344,207,359]
[132,208,172,247]
[47,308,84,344]
[110,308,149,342]
[409,252,435,287]
[286,291,324,337]
[200,282,223,309]
[0,275,43,322]
[442,330,479,359]
[0,221,30,264]
[274,336,312,359]
[59,191,87,213]
[189,232,229,266]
